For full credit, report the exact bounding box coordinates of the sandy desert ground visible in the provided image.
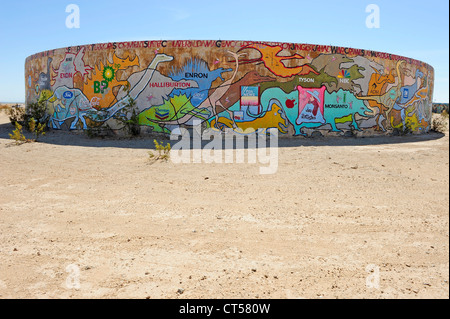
[0,109,448,299]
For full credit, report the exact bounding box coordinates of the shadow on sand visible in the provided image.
[0,121,446,150]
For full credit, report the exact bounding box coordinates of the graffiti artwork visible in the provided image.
[25,40,435,136]
[432,103,449,114]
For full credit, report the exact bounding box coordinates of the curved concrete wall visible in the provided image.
[25,40,434,136]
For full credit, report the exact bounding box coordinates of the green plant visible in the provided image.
[28,117,46,141]
[148,139,171,162]
[9,122,28,145]
[9,117,47,145]
[114,85,141,136]
[24,98,49,131]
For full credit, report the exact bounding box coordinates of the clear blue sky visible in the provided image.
[0,0,448,102]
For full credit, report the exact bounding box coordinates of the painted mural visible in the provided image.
[25,40,435,136]
[432,103,449,114]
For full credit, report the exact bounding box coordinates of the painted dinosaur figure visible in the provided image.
[340,56,385,96]
[51,47,93,88]
[48,53,173,129]
[151,51,245,128]
[392,70,429,128]
[210,98,288,134]
[47,86,95,129]
[237,43,319,78]
[199,51,246,128]
[399,85,429,110]
[355,60,406,129]
[167,58,233,108]
[91,53,174,121]
[364,68,396,131]
[323,89,371,132]
[394,70,426,110]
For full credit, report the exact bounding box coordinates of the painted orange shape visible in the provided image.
[238,43,319,78]
[84,54,139,108]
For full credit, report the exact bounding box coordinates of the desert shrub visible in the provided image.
[431,113,449,133]
[7,104,26,125]
[148,139,171,162]
[9,122,27,144]
[114,86,141,136]
[9,117,47,145]
[22,91,53,130]
[28,117,46,141]
[25,99,49,128]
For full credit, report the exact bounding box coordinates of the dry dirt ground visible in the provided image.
[0,110,448,299]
